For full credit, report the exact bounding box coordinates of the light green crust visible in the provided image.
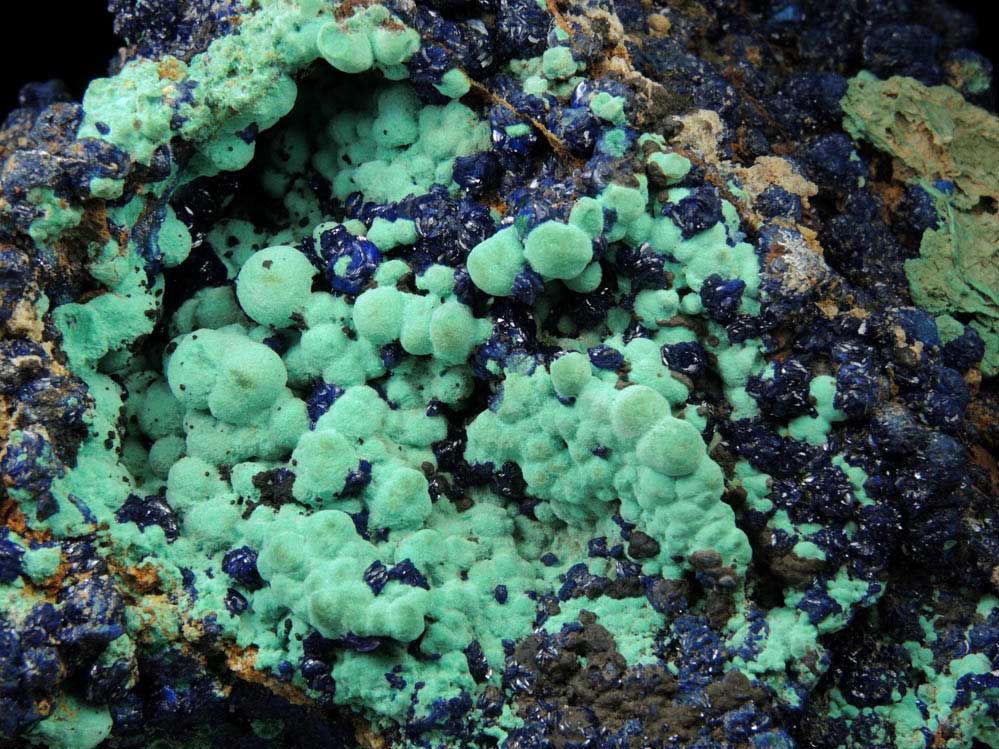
[842,72,999,374]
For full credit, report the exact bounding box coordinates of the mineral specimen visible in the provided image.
[1,1,998,748]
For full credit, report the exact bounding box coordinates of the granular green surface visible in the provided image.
[842,72,999,374]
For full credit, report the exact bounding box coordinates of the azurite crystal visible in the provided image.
[0,1,997,748]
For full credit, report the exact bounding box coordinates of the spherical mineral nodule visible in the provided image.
[635,417,706,476]
[235,245,316,327]
[523,220,594,280]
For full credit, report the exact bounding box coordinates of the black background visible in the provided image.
[0,1,996,116]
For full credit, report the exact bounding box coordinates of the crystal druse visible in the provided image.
[1,1,999,747]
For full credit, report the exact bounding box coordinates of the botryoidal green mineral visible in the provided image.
[1,0,999,748]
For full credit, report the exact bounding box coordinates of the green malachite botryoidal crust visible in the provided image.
[1,1,998,747]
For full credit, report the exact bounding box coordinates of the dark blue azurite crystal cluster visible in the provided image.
[1,1,998,748]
